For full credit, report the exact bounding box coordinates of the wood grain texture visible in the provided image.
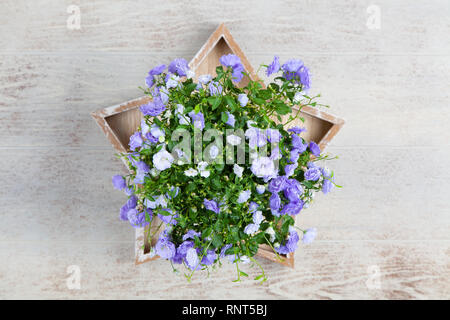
[0,0,449,299]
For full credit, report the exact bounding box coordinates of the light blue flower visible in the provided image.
[238,94,248,107]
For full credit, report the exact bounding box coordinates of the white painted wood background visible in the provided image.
[0,0,449,299]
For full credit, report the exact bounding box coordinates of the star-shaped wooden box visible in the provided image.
[92,23,344,268]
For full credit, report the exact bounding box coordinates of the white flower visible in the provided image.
[200,170,210,178]
[150,168,159,177]
[237,190,251,204]
[186,69,195,79]
[250,156,276,178]
[247,120,256,128]
[265,226,276,242]
[153,149,174,171]
[233,164,244,178]
[197,161,210,178]
[184,168,198,177]
[198,74,212,84]
[209,145,219,159]
[226,134,242,146]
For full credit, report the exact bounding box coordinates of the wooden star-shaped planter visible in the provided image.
[92,23,344,268]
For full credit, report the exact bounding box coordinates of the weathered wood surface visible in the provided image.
[0,0,449,299]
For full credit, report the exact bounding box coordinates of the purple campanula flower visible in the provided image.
[266,55,280,76]
[188,111,205,130]
[304,167,321,181]
[298,66,311,90]
[245,127,267,149]
[168,58,189,77]
[231,63,245,82]
[182,230,201,241]
[158,209,178,225]
[282,59,304,80]
[248,201,259,213]
[322,179,333,194]
[155,235,176,259]
[225,111,235,127]
[266,128,282,143]
[283,179,303,202]
[219,54,242,67]
[238,93,249,107]
[308,141,321,157]
[127,209,150,228]
[280,200,304,216]
[208,81,223,96]
[270,147,282,160]
[237,190,251,204]
[284,163,298,177]
[135,161,150,173]
[201,250,217,266]
[291,134,306,151]
[302,228,317,244]
[288,126,307,134]
[271,209,281,217]
[140,97,166,117]
[268,175,287,193]
[129,132,143,151]
[127,195,138,209]
[112,175,126,190]
[286,229,300,252]
[253,210,263,225]
[219,54,244,83]
[140,119,150,135]
[244,223,259,235]
[145,132,159,144]
[159,87,169,104]
[145,64,166,88]
[177,240,194,257]
[185,247,200,270]
[133,171,146,184]
[289,149,300,163]
[120,203,130,221]
[124,186,134,196]
[220,244,232,258]
[270,193,281,211]
[204,198,220,214]
[277,229,300,254]
[165,186,180,199]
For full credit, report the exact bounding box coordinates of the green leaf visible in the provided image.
[221,111,228,123]
[239,270,249,277]
[275,102,291,115]
[212,234,223,248]
[208,96,222,110]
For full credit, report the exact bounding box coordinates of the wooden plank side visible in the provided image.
[0,241,447,299]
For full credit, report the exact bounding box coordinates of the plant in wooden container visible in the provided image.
[111,54,339,282]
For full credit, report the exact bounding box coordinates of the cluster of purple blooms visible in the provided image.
[266,56,311,90]
[110,54,335,273]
